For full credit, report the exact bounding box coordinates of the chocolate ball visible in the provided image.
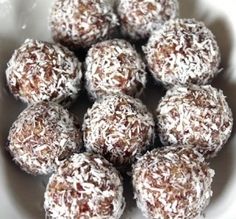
[85,39,146,99]
[143,19,221,87]
[156,85,233,158]
[7,102,82,175]
[132,145,215,219]
[117,0,179,40]
[82,94,155,168]
[44,153,125,218]
[6,39,82,106]
[49,0,118,49]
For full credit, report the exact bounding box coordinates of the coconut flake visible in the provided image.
[132,145,215,219]
[7,102,82,175]
[49,0,118,49]
[5,39,82,106]
[117,0,179,40]
[44,152,125,219]
[156,85,233,158]
[82,94,155,168]
[143,18,221,87]
[85,39,146,99]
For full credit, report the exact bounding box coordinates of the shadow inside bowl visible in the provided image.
[2,152,48,219]
[121,175,145,219]
[179,0,199,18]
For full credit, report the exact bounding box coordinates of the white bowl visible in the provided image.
[0,0,236,218]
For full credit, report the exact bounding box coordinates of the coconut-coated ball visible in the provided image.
[143,19,221,87]
[85,39,146,99]
[132,145,215,219]
[117,0,179,40]
[6,39,82,106]
[7,102,82,175]
[44,152,125,219]
[49,0,118,49]
[82,94,155,168]
[156,85,233,158]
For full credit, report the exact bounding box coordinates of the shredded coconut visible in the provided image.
[82,94,155,168]
[49,0,118,49]
[117,0,179,40]
[132,145,215,219]
[85,39,146,99]
[156,85,233,158]
[44,153,125,219]
[6,39,82,106]
[7,102,82,175]
[143,18,221,87]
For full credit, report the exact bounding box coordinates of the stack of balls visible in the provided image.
[5,0,233,218]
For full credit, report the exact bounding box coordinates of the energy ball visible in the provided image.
[156,85,233,158]
[44,153,125,219]
[117,0,179,40]
[85,39,146,99]
[144,19,221,87]
[7,102,82,175]
[49,0,118,49]
[6,39,82,106]
[82,94,155,168]
[132,145,215,219]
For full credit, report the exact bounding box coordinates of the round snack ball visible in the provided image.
[82,94,155,168]
[6,39,82,106]
[143,18,221,87]
[132,145,215,219]
[156,85,233,158]
[117,0,179,40]
[49,0,118,49]
[44,152,125,219]
[85,39,146,99]
[7,102,82,175]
